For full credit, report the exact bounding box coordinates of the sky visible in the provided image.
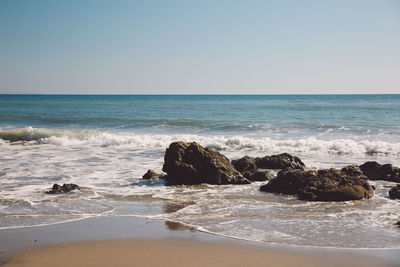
[0,0,399,94]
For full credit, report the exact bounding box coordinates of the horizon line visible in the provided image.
[1,93,400,96]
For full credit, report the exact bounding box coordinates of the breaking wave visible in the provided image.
[0,127,399,157]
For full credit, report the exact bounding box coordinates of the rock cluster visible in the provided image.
[46,183,80,194]
[359,161,400,182]
[139,141,400,227]
[260,167,374,201]
[140,141,400,204]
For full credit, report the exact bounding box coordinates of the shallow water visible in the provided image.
[1,94,399,248]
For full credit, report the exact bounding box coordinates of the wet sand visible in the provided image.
[1,216,399,266]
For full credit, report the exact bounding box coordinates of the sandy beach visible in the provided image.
[1,216,399,267]
[4,239,397,267]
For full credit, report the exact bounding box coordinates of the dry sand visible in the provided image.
[3,239,397,267]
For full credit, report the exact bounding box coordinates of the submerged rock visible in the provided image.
[255,153,306,171]
[46,183,80,194]
[260,167,374,201]
[359,161,400,182]
[389,185,400,199]
[142,169,166,180]
[162,141,250,185]
[245,170,275,182]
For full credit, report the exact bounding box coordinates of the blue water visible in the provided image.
[1,94,399,140]
[1,94,400,249]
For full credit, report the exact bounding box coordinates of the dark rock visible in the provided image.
[359,161,381,174]
[142,169,166,180]
[260,168,374,201]
[396,221,400,228]
[359,161,400,182]
[232,156,257,174]
[162,142,250,185]
[255,153,306,171]
[244,170,275,182]
[232,154,303,181]
[46,183,80,194]
[389,184,400,199]
[232,156,275,181]
[341,165,364,177]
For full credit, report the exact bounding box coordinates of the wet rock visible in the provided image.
[232,154,300,181]
[396,221,400,228]
[359,161,400,182]
[232,156,274,181]
[244,170,275,182]
[232,156,257,174]
[255,153,306,171]
[260,168,374,201]
[46,183,80,194]
[162,141,250,185]
[142,169,166,180]
[341,165,364,177]
[389,184,400,199]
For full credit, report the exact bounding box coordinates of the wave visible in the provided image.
[1,113,374,132]
[1,114,213,129]
[0,127,399,157]
[0,127,54,142]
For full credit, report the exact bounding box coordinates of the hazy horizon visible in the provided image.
[1,93,400,96]
[1,0,399,94]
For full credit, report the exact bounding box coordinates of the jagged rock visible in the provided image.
[255,153,306,171]
[162,142,250,185]
[142,169,166,180]
[232,156,257,174]
[359,161,400,182]
[232,156,274,181]
[260,168,374,201]
[389,184,400,199]
[46,183,80,194]
[341,165,364,177]
[232,154,301,181]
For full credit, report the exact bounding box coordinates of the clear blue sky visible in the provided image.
[1,0,399,94]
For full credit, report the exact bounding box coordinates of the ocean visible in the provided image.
[1,94,400,248]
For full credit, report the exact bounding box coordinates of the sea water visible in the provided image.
[1,94,400,248]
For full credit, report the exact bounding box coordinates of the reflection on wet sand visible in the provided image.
[164,220,195,231]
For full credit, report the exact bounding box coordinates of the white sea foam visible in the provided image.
[1,127,399,157]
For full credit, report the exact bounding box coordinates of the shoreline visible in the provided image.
[1,216,399,266]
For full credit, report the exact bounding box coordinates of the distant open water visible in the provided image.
[1,94,400,248]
